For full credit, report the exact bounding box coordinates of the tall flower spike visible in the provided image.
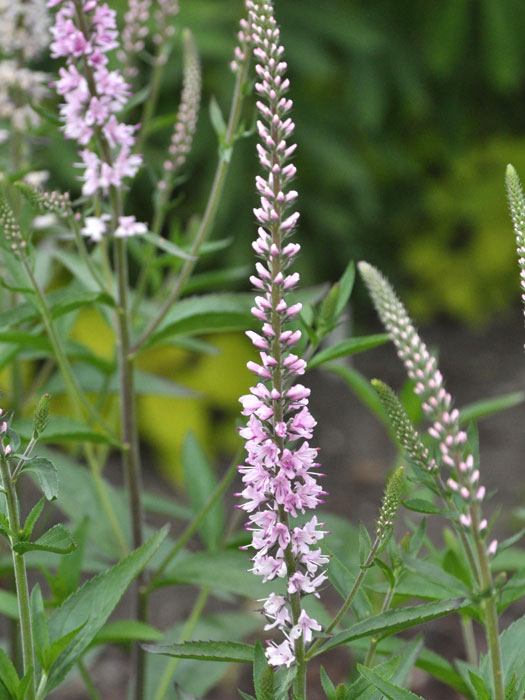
[238,0,326,669]
[505,164,525,336]
[119,0,153,78]
[359,262,495,556]
[152,0,179,64]
[49,0,143,199]
[157,30,201,195]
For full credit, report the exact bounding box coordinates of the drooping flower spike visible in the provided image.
[359,261,497,557]
[238,0,327,668]
[48,0,143,200]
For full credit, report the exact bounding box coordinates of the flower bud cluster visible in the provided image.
[0,197,27,257]
[238,0,326,669]
[152,0,178,64]
[359,262,497,558]
[0,408,11,458]
[48,0,143,197]
[119,0,152,77]
[158,31,201,194]
[230,16,251,74]
[375,466,404,539]
[15,182,72,216]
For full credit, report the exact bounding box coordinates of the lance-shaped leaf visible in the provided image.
[309,334,388,369]
[144,640,254,663]
[45,527,167,691]
[14,524,76,555]
[357,665,425,700]
[310,598,468,656]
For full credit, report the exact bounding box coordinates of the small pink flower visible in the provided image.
[115,215,147,238]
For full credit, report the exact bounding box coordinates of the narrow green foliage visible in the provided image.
[376,466,405,540]
[14,181,71,216]
[144,640,254,663]
[371,380,435,472]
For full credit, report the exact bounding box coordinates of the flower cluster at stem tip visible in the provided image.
[359,262,497,558]
[238,0,327,668]
[48,0,147,241]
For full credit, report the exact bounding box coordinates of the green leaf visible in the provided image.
[160,550,281,599]
[309,334,389,369]
[459,392,524,424]
[22,498,46,539]
[356,665,424,700]
[143,492,192,521]
[146,293,253,348]
[402,499,442,515]
[312,598,468,655]
[19,457,58,501]
[254,642,274,700]
[93,620,163,646]
[402,556,469,597]
[143,232,196,261]
[320,667,336,699]
[14,524,77,555]
[144,640,254,663]
[31,585,49,666]
[209,96,227,140]
[335,260,356,317]
[0,649,19,698]
[0,590,18,620]
[182,433,224,550]
[46,528,168,690]
[481,614,525,689]
[53,518,88,601]
[15,417,113,447]
[41,626,85,672]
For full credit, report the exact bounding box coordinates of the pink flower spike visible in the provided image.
[238,0,325,668]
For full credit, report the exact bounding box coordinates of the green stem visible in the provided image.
[131,53,251,353]
[460,614,478,667]
[307,536,381,660]
[135,48,170,157]
[78,660,103,700]
[68,213,110,293]
[153,588,210,700]
[470,505,504,700]
[20,258,127,555]
[113,232,146,700]
[0,456,36,698]
[363,582,396,667]
[21,260,116,441]
[148,457,238,587]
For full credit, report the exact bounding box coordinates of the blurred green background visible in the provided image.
[40,0,525,324]
[30,0,525,479]
[144,0,525,324]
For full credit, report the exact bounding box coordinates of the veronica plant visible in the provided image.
[238,0,326,682]
[359,261,506,699]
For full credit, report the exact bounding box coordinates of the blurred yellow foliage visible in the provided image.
[71,309,253,484]
[404,138,525,323]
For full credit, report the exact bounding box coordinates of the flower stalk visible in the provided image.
[237,2,328,686]
[0,413,36,699]
[359,261,504,700]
